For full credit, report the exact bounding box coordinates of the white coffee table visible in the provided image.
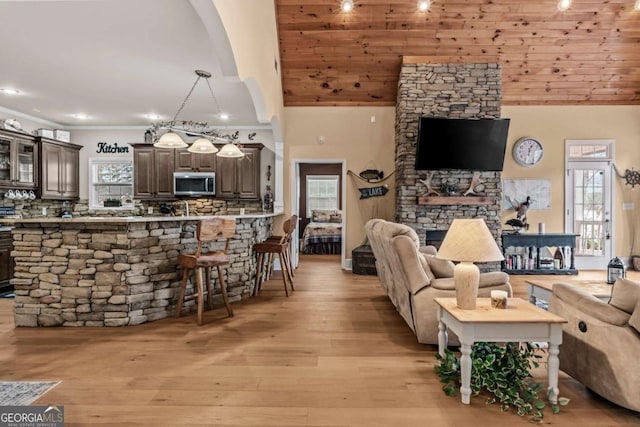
[526,278,612,304]
[435,298,567,405]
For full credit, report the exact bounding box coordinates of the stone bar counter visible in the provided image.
[9,213,280,327]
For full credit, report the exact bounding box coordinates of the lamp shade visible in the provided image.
[437,218,504,263]
[154,130,187,148]
[187,138,219,154]
[217,142,244,158]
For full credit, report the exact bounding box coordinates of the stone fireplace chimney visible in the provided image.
[395,58,504,249]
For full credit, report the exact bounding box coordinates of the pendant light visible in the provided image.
[155,130,187,148]
[217,142,244,158]
[187,138,219,154]
[154,70,219,149]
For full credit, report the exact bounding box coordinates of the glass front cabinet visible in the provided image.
[0,131,38,189]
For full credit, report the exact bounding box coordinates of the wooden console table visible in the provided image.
[435,298,567,405]
[502,233,578,275]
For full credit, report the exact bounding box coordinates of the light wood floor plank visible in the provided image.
[1,255,638,426]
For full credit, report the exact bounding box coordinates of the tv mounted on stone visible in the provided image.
[415,117,510,171]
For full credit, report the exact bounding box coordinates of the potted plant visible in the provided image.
[435,342,569,422]
[103,198,122,208]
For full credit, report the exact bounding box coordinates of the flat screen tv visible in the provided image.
[415,117,510,171]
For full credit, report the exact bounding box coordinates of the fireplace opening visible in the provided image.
[425,230,447,249]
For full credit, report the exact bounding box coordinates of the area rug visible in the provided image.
[0,381,60,406]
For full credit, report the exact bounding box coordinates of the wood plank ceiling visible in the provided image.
[275,0,640,106]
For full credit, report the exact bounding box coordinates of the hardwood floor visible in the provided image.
[1,255,639,426]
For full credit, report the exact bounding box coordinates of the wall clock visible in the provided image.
[512,137,543,167]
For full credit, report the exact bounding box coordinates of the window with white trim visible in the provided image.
[306,175,339,217]
[89,159,134,209]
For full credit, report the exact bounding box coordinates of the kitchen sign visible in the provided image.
[96,142,129,154]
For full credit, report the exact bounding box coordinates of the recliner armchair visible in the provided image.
[549,281,640,412]
[365,219,512,345]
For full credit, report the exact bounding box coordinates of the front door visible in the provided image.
[565,141,614,269]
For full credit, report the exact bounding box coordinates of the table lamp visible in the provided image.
[437,218,505,309]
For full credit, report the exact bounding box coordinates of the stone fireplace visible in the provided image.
[394,58,504,249]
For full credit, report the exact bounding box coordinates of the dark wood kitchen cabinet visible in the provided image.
[132,145,175,199]
[174,149,216,172]
[0,130,38,189]
[215,144,262,200]
[38,138,82,199]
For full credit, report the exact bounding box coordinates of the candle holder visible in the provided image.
[491,290,508,309]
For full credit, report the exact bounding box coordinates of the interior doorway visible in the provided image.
[291,159,347,269]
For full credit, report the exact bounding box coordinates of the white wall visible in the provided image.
[70,129,141,200]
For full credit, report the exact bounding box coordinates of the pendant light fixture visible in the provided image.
[154,69,226,150]
[155,129,187,148]
[187,137,219,154]
[217,142,244,158]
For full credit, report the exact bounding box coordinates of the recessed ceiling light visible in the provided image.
[72,113,90,120]
[219,113,230,120]
[0,88,20,95]
[417,0,430,12]
[557,0,571,11]
[341,0,353,12]
[145,114,162,120]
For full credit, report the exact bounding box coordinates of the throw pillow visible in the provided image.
[330,211,342,223]
[629,300,640,333]
[426,255,455,278]
[311,210,332,223]
[418,253,436,282]
[609,277,640,314]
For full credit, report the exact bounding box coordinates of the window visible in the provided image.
[89,159,134,209]
[306,175,339,217]
[567,141,612,160]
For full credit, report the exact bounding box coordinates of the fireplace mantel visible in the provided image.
[417,196,492,205]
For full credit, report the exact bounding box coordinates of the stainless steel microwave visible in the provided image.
[173,172,215,197]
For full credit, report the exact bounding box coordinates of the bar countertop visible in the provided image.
[1,210,284,224]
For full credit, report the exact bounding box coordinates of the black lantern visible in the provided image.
[607,257,626,284]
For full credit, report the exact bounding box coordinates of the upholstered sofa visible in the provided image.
[549,280,640,412]
[364,219,512,345]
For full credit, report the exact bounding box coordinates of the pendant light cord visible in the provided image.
[171,75,203,123]
[205,78,222,117]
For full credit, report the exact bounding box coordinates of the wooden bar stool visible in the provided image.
[253,216,296,296]
[264,214,297,284]
[176,217,236,325]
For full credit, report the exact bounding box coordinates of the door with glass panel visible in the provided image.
[0,135,11,187]
[0,133,37,188]
[15,139,37,188]
[565,141,613,269]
